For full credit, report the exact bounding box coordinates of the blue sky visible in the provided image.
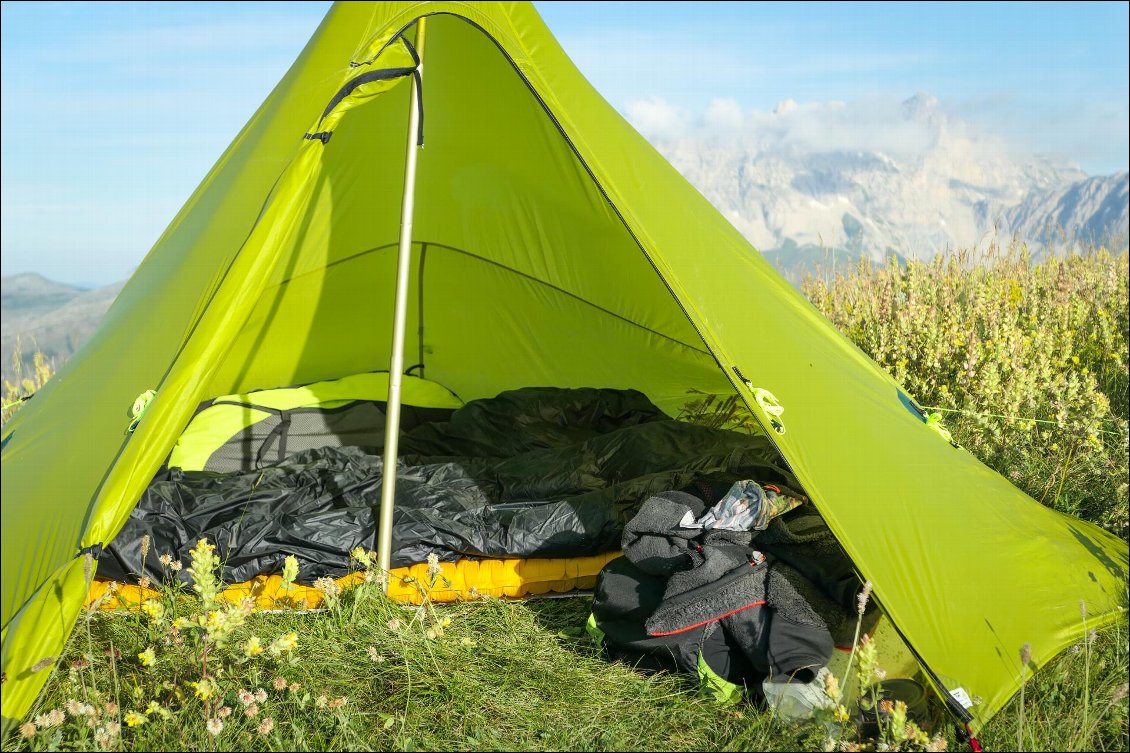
[2,1,1127,286]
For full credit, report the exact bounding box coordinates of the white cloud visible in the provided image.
[703,98,744,131]
[622,97,691,141]
[623,93,1010,162]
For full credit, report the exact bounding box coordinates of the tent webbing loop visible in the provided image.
[728,367,786,435]
[127,390,157,433]
[924,412,959,448]
[77,543,103,560]
[750,388,786,435]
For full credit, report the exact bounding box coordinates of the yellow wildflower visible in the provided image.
[138,647,156,667]
[268,631,299,656]
[191,678,217,701]
[124,712,146,727]
[244,635,264,658]
[141,600,165,622]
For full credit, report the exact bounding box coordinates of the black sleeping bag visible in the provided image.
[101,387,795,586]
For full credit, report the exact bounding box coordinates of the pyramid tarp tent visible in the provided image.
[2,1,1126,729]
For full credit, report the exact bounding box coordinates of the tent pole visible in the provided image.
[377,17,427,587]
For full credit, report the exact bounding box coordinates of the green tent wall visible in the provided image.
[2,1,1126,729]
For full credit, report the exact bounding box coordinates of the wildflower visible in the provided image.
[238,689,256,707]
[144,701,162,716]
[268,631,299,656]
[206,717,224,736]
[315,695,329,709]
[367,646,385,663]
[281,555,300,589]
[140,534,151,562]
[187,538,221,606]
[314,576,342,601]
[138,647,157,667]
[141,600,165,621]
[66,699,84,716]
[426,628,438,640]
[71,658,91,670]
[257,717,275,736]
[124,711,146,727]
[104,702,119,716]
[138,576,151,590]
[328,696,348,709]
[350,547,371,566]
[191,678,217,701]
[426,552,442,581]
[159,553,173,567]
[105,721,121,736]
[387,618,401,630]
[459,637,476,647]
[273,676,288,691]
[169,560,183,572]
[925,735,949,752]
[254,688,268,703]
[19,722,37,738]
[856,581,873,615]
[833,705,851,723]
[244,635,264,657]
[289,682,301,694]
[245,703,260,717]
[889,700,909,743]
[216,705,232,719]
[33,708,65,728]
[823,671,841,704]
[94,728,112,749]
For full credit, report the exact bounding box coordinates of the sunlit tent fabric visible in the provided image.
[1,0,1125,731]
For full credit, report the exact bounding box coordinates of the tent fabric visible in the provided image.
[167,371,463,471]
[1,1,1126,729]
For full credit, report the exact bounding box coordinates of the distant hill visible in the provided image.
[1,273,123,386]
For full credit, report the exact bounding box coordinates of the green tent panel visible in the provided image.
[2,1,1126,731]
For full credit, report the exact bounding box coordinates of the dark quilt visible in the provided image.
[102,387,792,585]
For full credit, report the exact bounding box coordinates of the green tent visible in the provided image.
[1,1,1125,731]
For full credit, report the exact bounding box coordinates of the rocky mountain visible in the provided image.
[637,93,1127,276]
[1,273,123,386]
[987,172,1129,248]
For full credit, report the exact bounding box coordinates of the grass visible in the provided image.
[4,242,1129,751]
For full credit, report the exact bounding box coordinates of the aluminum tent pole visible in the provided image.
[377,17,427,586]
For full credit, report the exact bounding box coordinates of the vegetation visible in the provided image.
[804,244,1129,536]
[2,337,54,425]
[4,244,1128,751]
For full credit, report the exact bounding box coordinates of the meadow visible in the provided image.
[4,244,1128,752]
